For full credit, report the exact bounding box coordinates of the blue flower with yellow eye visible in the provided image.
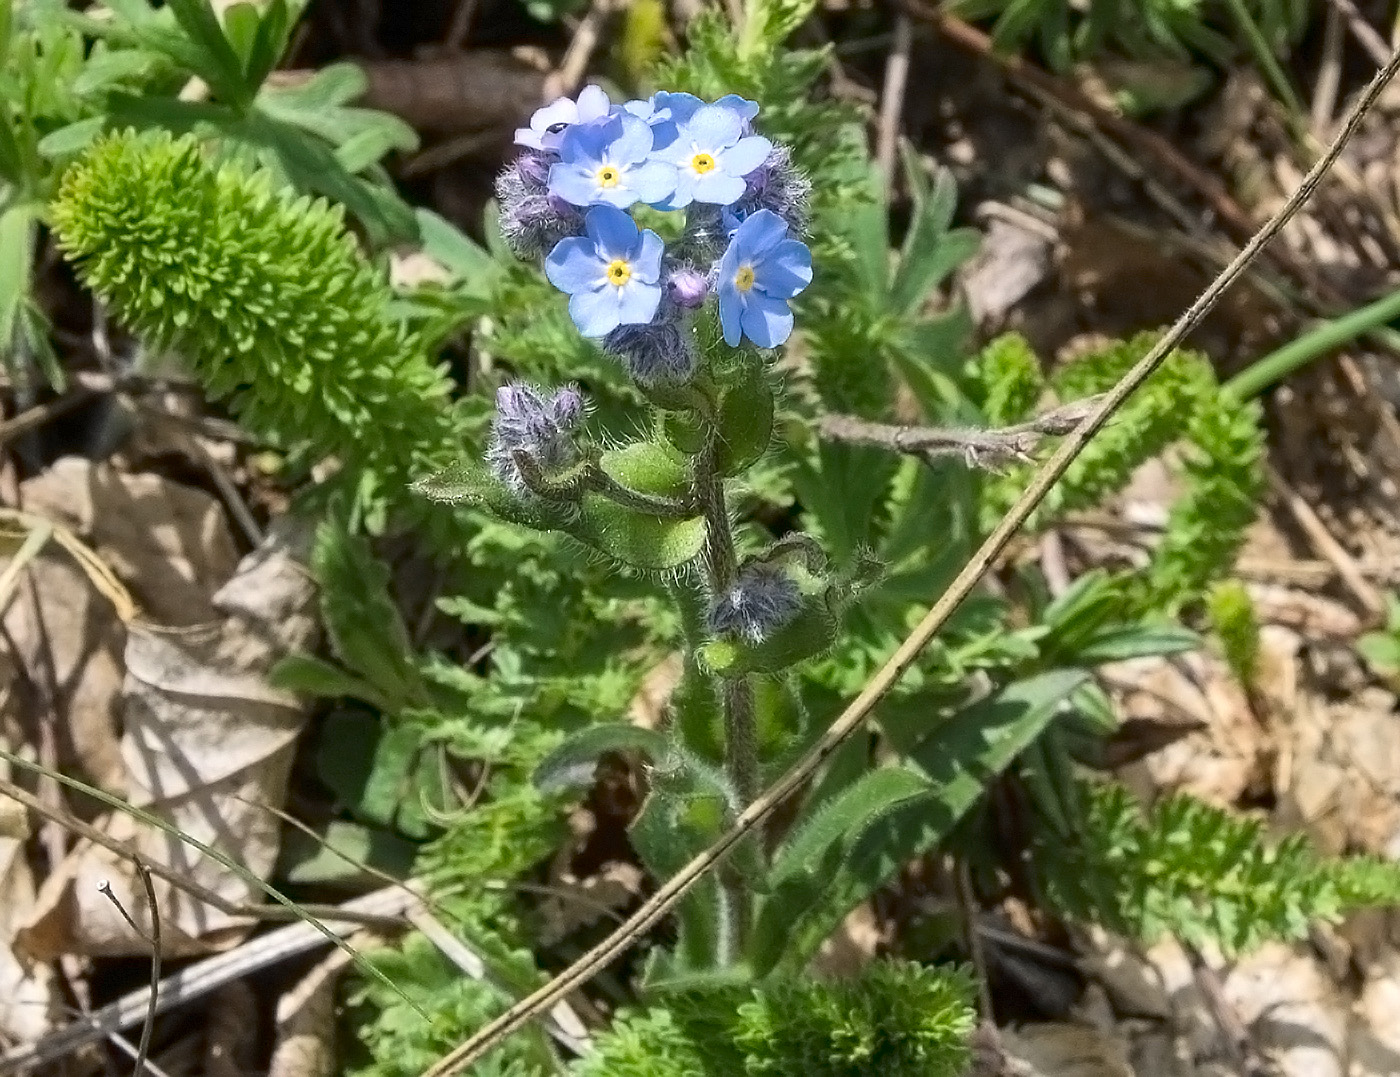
[716,209,812,348]
[549,113,676,209]
[546,206,665,337]
[662,104,771,208]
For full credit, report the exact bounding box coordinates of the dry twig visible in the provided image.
[818,396,1103,469]
[422,38,1400,1077]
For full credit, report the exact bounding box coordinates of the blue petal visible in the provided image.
[654,92,703,125]
[633,229,665,284]
[616,279,663,326]
[623,98,656,121]
[740,292,793,348]
[713,94,760,125]
[718,136,772,179]
[576,85,613,123]
[549,163,604,206]
[629,160,679,205]
[569,287,623,337]
[584,205,640,260]
[659,170,696,210]
[545,237,604,293]
[755,239,813,299]
[680,105,741,151]
[610,113,655,164]
[514,127,544,149]
[531,97,579,132]
[558,121,608,165]
[717,283,743,346]
[594,185,641,209]
[734,209,789,258]
[690,171,747,206]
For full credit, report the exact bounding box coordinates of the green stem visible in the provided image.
[1222,0,1303,115]
[694,437,758,959]
[1225,286,1400,399]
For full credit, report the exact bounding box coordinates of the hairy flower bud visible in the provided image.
[737,146,811,233]
[487,381,585,495]
[496,158,583,259]
[666,267,709,310]
[516,150,553,189]
[603,314,697,386]
[707,562,802,644]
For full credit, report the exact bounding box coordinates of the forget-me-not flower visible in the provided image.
[662,104,772,209]
[643,92,760,149]
[716,209,812,348]
[546,205,665,337]
[549,113,676,209]
[514,85,613,151]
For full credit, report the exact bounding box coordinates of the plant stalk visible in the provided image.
[1225,285,1400,399]
[694,437,758,957]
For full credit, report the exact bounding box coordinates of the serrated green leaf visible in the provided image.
[270,653,393,712]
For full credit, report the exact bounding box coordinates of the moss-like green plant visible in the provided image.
[1036,783,1400,955]
[51,130,465,534]
[973,332,1044,426]
[578,961,976,1077]
[1206,578,1262,687]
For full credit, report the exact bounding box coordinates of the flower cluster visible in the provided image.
[486,381,586,496]
[707,562,802,644]
[498,87,813,383]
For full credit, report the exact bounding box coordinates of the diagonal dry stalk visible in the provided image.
[423,46,1400,1075]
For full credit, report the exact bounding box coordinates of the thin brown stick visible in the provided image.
[875,14,913,186]
[1321,0,1391,66]
[0,776,404,930]
[133,862,161,1077]
[422,40,1400,1077]
[818,396,1102,468]
[1267,465,1384,616]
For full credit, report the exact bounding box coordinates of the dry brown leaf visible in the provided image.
[1224,943,1347,1077]
[536,861,643,947]
[0,755,57,1048]
[1108,652,1265,806]
[1000,1022,1134,1077]
[18,524,317,958]
[268,946,357,1077]
[0,459,240,793]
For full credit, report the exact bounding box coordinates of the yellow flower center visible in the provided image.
[690,152,717,174]
[596,165,621,188]
[606,259,632,287]
[734,265,756,292]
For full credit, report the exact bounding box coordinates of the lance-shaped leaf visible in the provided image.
[761,669,1087,972]
[533,722,668,794]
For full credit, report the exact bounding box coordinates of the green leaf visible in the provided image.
[165,0,252,107]
[599,440,690,498]
[270,653,392,712]
[712,357,776,475]
[1075,622,1199,663]
[244,0,290,91]
[278,819,417,885]
[311,522,423,708]
[767,766,934,890]
[0,203,38,354]
[571,495,707,570]
[890,166,980,316]
[416,208,498,290]
[533,722,667,793]
[773,670,1088,969]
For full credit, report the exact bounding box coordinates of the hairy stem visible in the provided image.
[694,437,758,957]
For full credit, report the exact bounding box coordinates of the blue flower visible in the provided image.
[514,85,613,151]
[643,92,760,149]
[662,104,771,208]
[549,113,676,209]
[716,209,812,348]
[545,206,665,337]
